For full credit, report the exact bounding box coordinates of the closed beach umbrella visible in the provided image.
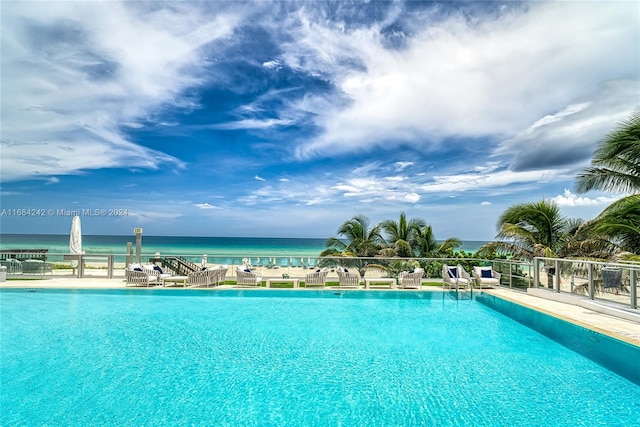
[202,254,207,268]
[69,215,83,269]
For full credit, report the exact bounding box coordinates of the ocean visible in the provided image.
[0,234,488,265]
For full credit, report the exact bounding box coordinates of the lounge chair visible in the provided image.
[235,267,262,287]
[398,268,423,289]
[138,264,173,281]
[337,267,361,288]
[213,266,228,286]
[304,267,329,288]
[472,266,501,288]
[442,264,471,290]
[22,259,42,274]
[1,259,22,274]
[188,270,210,287]
[125,269,159,287]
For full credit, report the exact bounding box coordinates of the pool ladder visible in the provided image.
[449,284,473,300]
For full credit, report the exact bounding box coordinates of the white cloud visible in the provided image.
[481,201,491,206]
[279,178,290,182]
[419,166,567,193]
[1,2,239,181]
[195,203,219,209]
[385,176,406,182]
[254,175,266,181]
[402,192,420,203]
[209,118,294,130]
[496,81,639,171]
[286,2,638,158]
[552,189,620,207]
[262,59,281,69]
[395,161,413,170]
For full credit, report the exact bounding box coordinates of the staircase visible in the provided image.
[149,256,199,276]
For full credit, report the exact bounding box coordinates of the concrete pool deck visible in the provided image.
[2,276,639,347]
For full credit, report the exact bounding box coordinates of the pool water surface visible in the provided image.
[1,289,639,426]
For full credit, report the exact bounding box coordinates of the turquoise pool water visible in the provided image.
[1,289,639,426]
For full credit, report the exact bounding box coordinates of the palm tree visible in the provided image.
[575,112,640,255]
[380,212,426,257]
[414,225,462,258]
[477,200,570,260]
[588,194,640,254]
[321,214,384,257]
[575,111,640,194]
[413,224,462,278]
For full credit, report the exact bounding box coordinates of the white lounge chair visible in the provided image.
[304,268,328,288]
[141,264,173,281]
[213,266,228,286]
[337,267,361,288]
[125,269,159,287]
[398,268,424,289]
[188,270,210,287]
[472,266,501,288]
[442,264,471,290]
[235,267,262,287]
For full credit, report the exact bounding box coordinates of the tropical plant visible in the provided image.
[575,112,640,255]
[477,200,571,260]
[411,224,462,277]
[588,194,640,254]
[560,218,620,260]
[380,212,426,257]
[413,225,461,258]
[575,111,640,194]
[320,214,384,258]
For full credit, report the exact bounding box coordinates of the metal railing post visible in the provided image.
[78,254,84,278]
[588,263,594,300]
[107,255,114,279]
[509,263,513,288]
[554,259,560,293]
[533,258,540,288]
[630,269,637,309]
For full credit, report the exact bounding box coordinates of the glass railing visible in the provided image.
[2,251,638,310]
[532,257,639,310]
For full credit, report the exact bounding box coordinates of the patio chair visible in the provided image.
[1,259,22,274]
[398,268,424,289]
[188,270,210,288]
[472,266,501,288]
[213,266,228,286]
[337,267,361,288]
[125,268,159,287]
[235,267,262,287]
[22,259,46,275]
[442,264,471,290]
[304,268,329,288]
[601,267,622,293]
[142,264,173,281]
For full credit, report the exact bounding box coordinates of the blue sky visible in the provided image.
[1,1,638,241]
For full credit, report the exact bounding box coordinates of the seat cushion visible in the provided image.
[474,266,491,276]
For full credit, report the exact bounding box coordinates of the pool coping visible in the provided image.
[484,288,640,347]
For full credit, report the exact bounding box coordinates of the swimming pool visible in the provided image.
[1,289,639,426]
